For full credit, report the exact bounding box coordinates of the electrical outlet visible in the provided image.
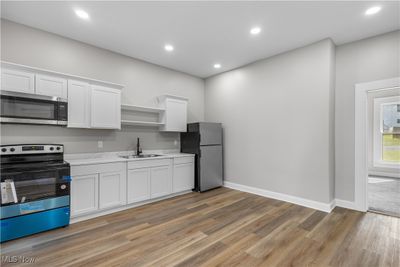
[98,141,103,149]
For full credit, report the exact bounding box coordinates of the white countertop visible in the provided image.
[65,150,195,166]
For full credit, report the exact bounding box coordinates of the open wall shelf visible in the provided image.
[121,104,165,113]
[121,103,165,127]
[121,120,164,127]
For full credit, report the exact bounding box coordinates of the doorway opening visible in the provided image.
[367,91,400,217]
[354,78,400,215]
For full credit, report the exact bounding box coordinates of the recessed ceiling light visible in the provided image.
[214,63,221,69]
[164,44,174,52]
[75,9,90,20]
[365,6,381,16]
[250,27,261,35]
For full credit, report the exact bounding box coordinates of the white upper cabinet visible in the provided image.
[35,74,67,98]
[1,68,35,94]
[91,85,121,129]
[67,80,90,128]
[1,62,124,130]
[158,95,188,132]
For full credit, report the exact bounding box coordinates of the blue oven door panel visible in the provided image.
[1,206,70,242]
[0,197,70,243]
[0,196,70,219]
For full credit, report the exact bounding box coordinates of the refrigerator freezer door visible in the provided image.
[199,122,222,146]
[200,145,223,191]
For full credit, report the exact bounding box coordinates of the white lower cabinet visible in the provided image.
[127,159,172,203]
[151,166,172,198]
[70,156,194,221]
[127,168,151,204]
[70,162,126,218]
[173,163,195,193]
[71,174,99,217]
[99,170,126,209]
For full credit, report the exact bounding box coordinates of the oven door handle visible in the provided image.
[62,176,72,182]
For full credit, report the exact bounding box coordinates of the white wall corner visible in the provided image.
[335,199,359,211]
[223,181,334,213]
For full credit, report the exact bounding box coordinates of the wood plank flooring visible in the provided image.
[1,187,399,267]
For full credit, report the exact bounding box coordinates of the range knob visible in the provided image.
[1,148,7,153]
[10,148,15,152]
[50,147,54,151]
[56,147,61,151]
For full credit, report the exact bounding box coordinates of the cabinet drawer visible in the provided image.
[128,159,172,169]
[174,156,194,165]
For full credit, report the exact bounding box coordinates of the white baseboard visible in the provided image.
[334,199,358,210]
[223,181,335,213]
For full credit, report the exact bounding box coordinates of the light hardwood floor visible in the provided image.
[1,187,399,267]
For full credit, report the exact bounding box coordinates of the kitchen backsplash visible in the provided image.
[0,124,180,154]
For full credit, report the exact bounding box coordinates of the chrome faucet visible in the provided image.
[136,137,142,156]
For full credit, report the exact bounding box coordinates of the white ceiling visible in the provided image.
[1,1,399,78]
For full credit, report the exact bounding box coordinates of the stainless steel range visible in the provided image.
[0,144,71,242]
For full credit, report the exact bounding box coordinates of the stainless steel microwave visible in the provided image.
[0,91,68,126]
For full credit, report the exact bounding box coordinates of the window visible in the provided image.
[373,96,400,167]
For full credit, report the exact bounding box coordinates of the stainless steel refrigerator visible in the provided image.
[180,122,223,192]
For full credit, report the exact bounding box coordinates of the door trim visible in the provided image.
[354,77,400,212]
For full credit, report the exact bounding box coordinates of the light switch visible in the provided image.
[98,141,103,148]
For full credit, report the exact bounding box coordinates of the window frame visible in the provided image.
[373,96,400,168]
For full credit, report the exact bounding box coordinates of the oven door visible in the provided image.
[0,91,67,125]
[0,164,70,207]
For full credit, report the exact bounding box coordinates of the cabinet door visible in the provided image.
[99,170,126,209]
[161,98,187,132]
[91,85,121,129]
[173,163,194,193]
[127,168,150,204]
[150,165,172,198]
[1,68,35,94]
[67,80,90,128]
[71,174,99,217]
[35,74,67,98]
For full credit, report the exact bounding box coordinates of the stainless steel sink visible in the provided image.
[120,154,162,159]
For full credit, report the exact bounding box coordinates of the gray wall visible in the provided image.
[0,20,205,153]
[205,39,335,204]
[335,31,400,201]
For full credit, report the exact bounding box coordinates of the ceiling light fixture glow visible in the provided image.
[214,63,221,69]
[250,27,261,35]
[164,44,174,52]
[75,9,90,20]
[365,6,381,15]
